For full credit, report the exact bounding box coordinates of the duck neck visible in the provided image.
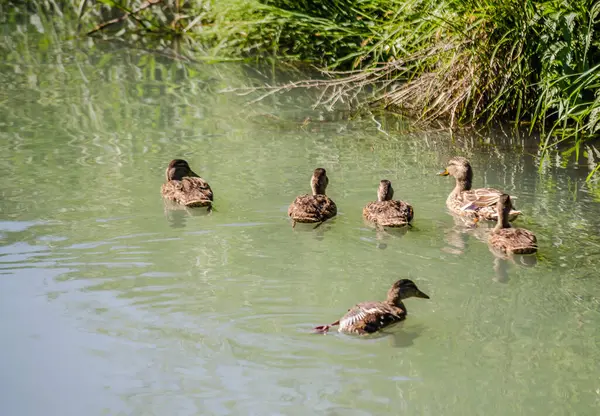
[495,208,511,231]
[167,167,196,181]
[386,289,405,309]
[386,298,406,312]
[311,183,325,195]
[452,177,472,195]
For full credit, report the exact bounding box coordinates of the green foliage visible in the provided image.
[4,0,600,176]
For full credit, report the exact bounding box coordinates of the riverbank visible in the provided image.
[4,0,600,177]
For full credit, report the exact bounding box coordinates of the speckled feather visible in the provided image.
[441,157,521,222]
[288,194,337,223]
[161,177,213,208]
[363,200,413,227]
[489,227,537,254]
[448,187,521,221]
[338,301,406,334]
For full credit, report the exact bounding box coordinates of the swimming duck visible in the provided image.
[438,156,521,221]
[161,159,213,209]
[363,180,413,227]
[482,194,537,255]
[313,279,429,335]
[288,168,337,228]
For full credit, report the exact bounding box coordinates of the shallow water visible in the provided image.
[2,15,600,416]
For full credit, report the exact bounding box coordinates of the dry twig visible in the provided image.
[86,0,163,36]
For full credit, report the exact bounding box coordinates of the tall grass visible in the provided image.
[6,0,600,175]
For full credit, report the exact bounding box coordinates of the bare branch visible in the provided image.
[86,0,163,36]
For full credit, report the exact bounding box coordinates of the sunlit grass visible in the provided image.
[4,0,600,178]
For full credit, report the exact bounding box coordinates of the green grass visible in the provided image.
[6,0,600,176]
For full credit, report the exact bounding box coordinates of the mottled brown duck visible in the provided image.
[288,168,337,228]
[438,156,521,221]
[161,159,213,210]
[483,194,537,255]
[313,279,429,335]
[363,180,413,227]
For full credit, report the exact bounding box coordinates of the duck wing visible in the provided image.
[162,177,213,207]
[457,188,521,221]
[339,301,406,334]
[490,228,537,254]
[363,200,413,226]
[459,187,503,210]
[288,194,337,223]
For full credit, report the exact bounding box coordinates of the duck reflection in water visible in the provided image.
[491,252,538,283]
[290,220,334,241]
[367,226,410,250]
[163,202,211,229]
[441,213,487,255]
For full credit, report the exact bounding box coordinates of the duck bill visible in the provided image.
[415,289,430,299]
[437,169,449,176]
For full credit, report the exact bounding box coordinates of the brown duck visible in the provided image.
[161,159,213,209]
[482,194,537,255]
[363,180,413,227]
[288,168,337,228]
[313,279,429,335]
[438,156,521,221]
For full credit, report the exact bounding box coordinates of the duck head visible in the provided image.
[165,159,199,181]
[311,168,329,195]
[387,279,430,305]
[377,180,394,202]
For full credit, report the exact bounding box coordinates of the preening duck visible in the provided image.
[161,159,213,210]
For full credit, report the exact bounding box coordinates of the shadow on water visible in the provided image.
[356,323,426,348]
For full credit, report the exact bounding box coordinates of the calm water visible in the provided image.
[2,15,600,416]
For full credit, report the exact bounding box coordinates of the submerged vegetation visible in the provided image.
[4,0,600,175]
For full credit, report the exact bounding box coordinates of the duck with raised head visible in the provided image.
[437,156,521,221]
[161,159,213,209]
[313,279,430,335]
[288,168,337,228]
[481,194,537,255]
[363,180,413,227]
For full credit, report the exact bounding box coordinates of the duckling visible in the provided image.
[288,168,337,228]
[438,157,521,221]
[313,279,429,335]
[161,159,213,209]
[484,194,537,255]
[363,180,413,227]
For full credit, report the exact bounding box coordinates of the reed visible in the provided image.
[6,0,600,175]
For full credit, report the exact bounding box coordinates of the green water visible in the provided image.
[2,15,600,416]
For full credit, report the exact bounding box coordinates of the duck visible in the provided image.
[313,279,429,335]
[481,194,537,255]
[288,168,337,228]
[363,180,413,227]
[161,159,213,209]
[437,156,521,221]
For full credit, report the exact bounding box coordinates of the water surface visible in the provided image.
[1,15,600,416]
